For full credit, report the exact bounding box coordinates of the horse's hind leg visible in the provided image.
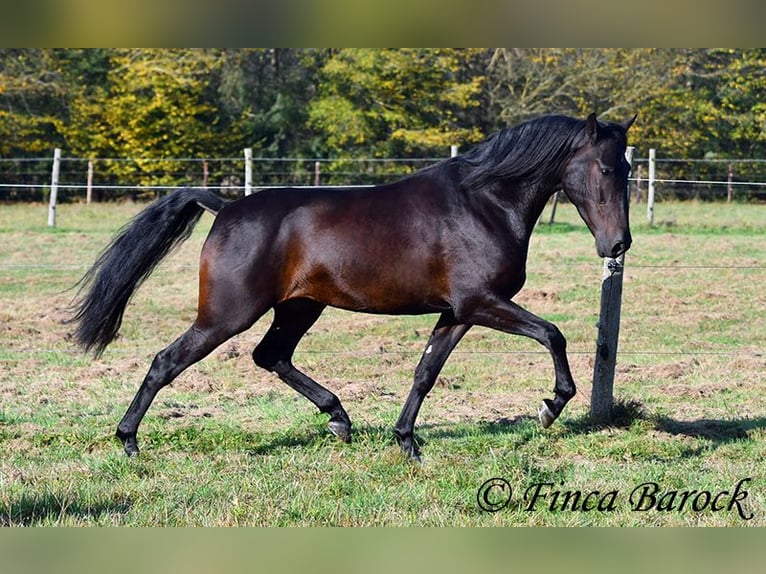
[394,312,471,462]
[117,327,214,455]
[252,298,352,442]
[116,259,269,454]
[116,322,241,455]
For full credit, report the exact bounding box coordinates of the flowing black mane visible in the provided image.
[458,115,589,190]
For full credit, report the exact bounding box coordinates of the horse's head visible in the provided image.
[561,113,636,259]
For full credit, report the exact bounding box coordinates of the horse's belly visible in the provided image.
[282,255,449,315]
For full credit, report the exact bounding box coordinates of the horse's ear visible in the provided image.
[585,112,599,143]
[621,114,638,132]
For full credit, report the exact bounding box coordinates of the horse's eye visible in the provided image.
[600,168,612,176]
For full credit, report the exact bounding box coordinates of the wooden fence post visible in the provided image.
[647,148,656,225]
[244,147,253,196]
[727,164,733,203]
[47,148,61,227]
[590,146,633,423]
[86,160,94,204]
[548,191,560,225]
[590,255,626,423]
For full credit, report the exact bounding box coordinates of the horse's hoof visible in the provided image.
[538,400,557,429]
[328,419,352,443]
[396,435,423,464]
[122,436,140,456]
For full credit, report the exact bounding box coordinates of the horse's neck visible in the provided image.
[479,179,559,242]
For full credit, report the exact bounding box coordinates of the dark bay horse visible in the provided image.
[70,112,635,461]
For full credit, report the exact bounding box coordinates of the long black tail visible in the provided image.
[69,188,228,356]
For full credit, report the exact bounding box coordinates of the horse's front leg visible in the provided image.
[394,312,471,463]
[461,295,577,427]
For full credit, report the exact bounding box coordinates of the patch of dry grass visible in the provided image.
[1,200,765,525]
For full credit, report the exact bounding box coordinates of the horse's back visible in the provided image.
[202,181,457,315]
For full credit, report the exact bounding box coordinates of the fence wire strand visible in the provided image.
[1,160,763,363]
[1,253,761,361]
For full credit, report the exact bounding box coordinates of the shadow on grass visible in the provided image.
[246,428,334,456]
[561,398,650,434]
[143,424,332,457]
[561,397,766,450]
[0,493,132,526]
[144,416,540,458]
[138,400,766,460]
[414,415,538,443]
[653,415,766,442]
[250,421,533,457]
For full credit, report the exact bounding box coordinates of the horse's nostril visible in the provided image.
[611,242,628,257]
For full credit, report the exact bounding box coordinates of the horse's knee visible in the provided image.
[251,346,269,370]
[412,363,433,388]
[142,350,178,392]
[546,325,567,354]
[252,343,279,371]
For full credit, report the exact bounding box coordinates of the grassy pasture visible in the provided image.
[1,199,765,526]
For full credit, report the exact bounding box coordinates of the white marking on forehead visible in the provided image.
[425,345,433,354]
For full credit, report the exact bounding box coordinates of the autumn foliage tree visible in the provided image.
[308,49,486,158]
[2,48,766,199]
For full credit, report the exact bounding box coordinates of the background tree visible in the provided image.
[639,49,766,159]
[484,48,673,131]
[215,48,326,158]
[308,49,486,159]
[81,49,224,186]
[3,49,766,200]
[0,49,66,156]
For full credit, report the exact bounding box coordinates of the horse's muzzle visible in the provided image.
[610,239,632,258]
[596,234,632,258]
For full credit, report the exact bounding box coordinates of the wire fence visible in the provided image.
[1,260,762,361]
[1,151,763,367]
[0,154,444,202]
[3,152,766,202]
[631,157,766,202]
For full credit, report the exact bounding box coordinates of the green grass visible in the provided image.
[537,197,766,236]
[1,200,765,525]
